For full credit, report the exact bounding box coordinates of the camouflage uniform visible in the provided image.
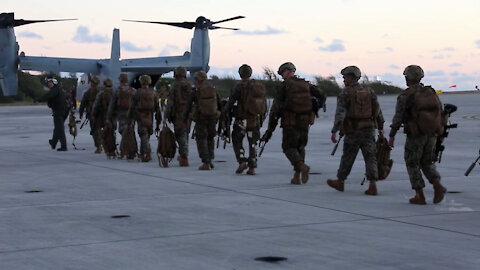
[92,79,116,157]
[107,77,136,136]
[79,77,102,151]
[225,65,267,173]
[331,83,384,182]
[389,83,441,190]
[165,68,192,164]
[183,72,221,170]
[389,65,446,204]
[128,75,161,162]
[264,62,326,183]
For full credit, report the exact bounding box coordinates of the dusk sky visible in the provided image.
[5,0,480,90]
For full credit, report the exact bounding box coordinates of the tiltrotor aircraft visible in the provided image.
[0,12,244,96]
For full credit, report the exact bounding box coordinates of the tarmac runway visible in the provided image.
[1,93,479,269]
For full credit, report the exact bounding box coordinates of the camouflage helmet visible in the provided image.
[277,62,296,75]
[174,66,187,78]
[194,71,208,82]
[340,66,361,78]
[119,73,129,83]
[103,78,113,87]
[44,77,58,85]
[139,75,152,85]
[238,64,252,78]
[403,65,424,81]
[90,75,100,84]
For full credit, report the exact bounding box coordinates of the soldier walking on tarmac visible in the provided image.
[224,64,267,175]
[326,66,384,195]
[79,75,102,153]
[388,65,447,204]
[164,67,192,167]
[92,78,116,158]
[183,71,221,170]
[128,75,161,162]
[261,62,326,184]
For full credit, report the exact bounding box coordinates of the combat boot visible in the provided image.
[94,147,102,154]
[327,179,344,192]
[364,180,378,196]
[432,179,447,204]
[291,171,301,185]
[409,189,427,205]
[198,163,210,170]
[48,139,55,150]
[246,167,256,175]
[235,162,248,174]
[297,162,310,184]
[178,156,189,167]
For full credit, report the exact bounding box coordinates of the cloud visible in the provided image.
[158,44,179,56]
[18,31,42,39]
[235,26,287,35]
[72,26,109,43]
[433,54,451,59]
[449,62,462,67]
[389,64,400,69]
[121,41,153,52]
[385,47,393,52]
[318,39,345,52]
[475,40,480,48]
[426,70,445,77]
[443,47,455,51]
[314,37,323,43]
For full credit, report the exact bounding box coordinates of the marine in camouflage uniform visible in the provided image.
[164,67,192,167]
[224,64,267,175]
[327,66,384,195]
[183,71,221,170]
[92,78,116,157]
[107,73,137,158]
[128,75,162,162]
[79,75,102,153]
[389,65,446,205]
[261,62,326,184]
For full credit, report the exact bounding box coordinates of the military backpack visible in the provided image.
[136,88,155,110]
[346,85,373,119]
[376,133,393,180]
[284,77,312,114]
[120,124,137,160]
[157,124,177,167]
[242,80,266,117]
[117,86,135,110]
[100,87,113,113]
[174,80,192,115]
[406,85,444,136]
[196,81,218,117]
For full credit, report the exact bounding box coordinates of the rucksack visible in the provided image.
[196,81,218,117]
[285,78,312,114]
[174,80,192,114]
[376,134,393,180]
[101,87,113,113]
[346,85,374,119]
[408,85,444,136]
[242,80,266,116]
[157,125,177,167]
[136,88,155,110]
[117,86,135,110]
[102,124,117,158]
[120,124,137,160]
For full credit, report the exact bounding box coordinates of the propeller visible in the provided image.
[123,16,245,30]
[0,12,76,28]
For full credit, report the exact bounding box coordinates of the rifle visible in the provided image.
[434,103,457,163]
[258,139,267,157]
[331,134,343,156]
[465,155,480,176]
[79,118,89,129]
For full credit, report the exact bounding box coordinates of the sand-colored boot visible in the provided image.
[409,189,427,205]
[235,162,248,174]
[291,171,301,185]
[178,156,189,167]
[246,167,256,175]
[297,162,310,184]
[432,179,447,204]
[198,163,210,170]
[364,180,378,196]
[327,179,344,192]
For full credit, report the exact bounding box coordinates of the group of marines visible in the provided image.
[72,62,449,205]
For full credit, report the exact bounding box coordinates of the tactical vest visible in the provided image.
[405,85,443,136]
[284,77,312,114]
[174,80,192,115]
[241,80,266,117]
[136,88,155,111]
[117,85,135,110]
[342,85,378,133]
[196,81,218,117]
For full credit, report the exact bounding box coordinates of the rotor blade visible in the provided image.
[14,19,77,27]
[209,26,240,31]
[212,16,245,25]
[123,19,195,29]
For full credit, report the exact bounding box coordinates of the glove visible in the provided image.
[261,130,272,142]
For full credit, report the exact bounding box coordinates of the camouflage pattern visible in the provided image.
[79,85,101,148]
[128,87,161,156]
[238,64,252,78]
[166,78,193,158]
[107,86,136,135]
[404,135,441,189]
[266,76,326,172]
[403,65,424,82]
[337,127,378,181]
[332,82,385,134]
[340,66,361,78]
[92,87,116,155]
[194,119,216,163]
[277,62,296,75]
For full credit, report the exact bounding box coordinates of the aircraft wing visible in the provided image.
[120,54,194,74]
[19,55,105,74]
